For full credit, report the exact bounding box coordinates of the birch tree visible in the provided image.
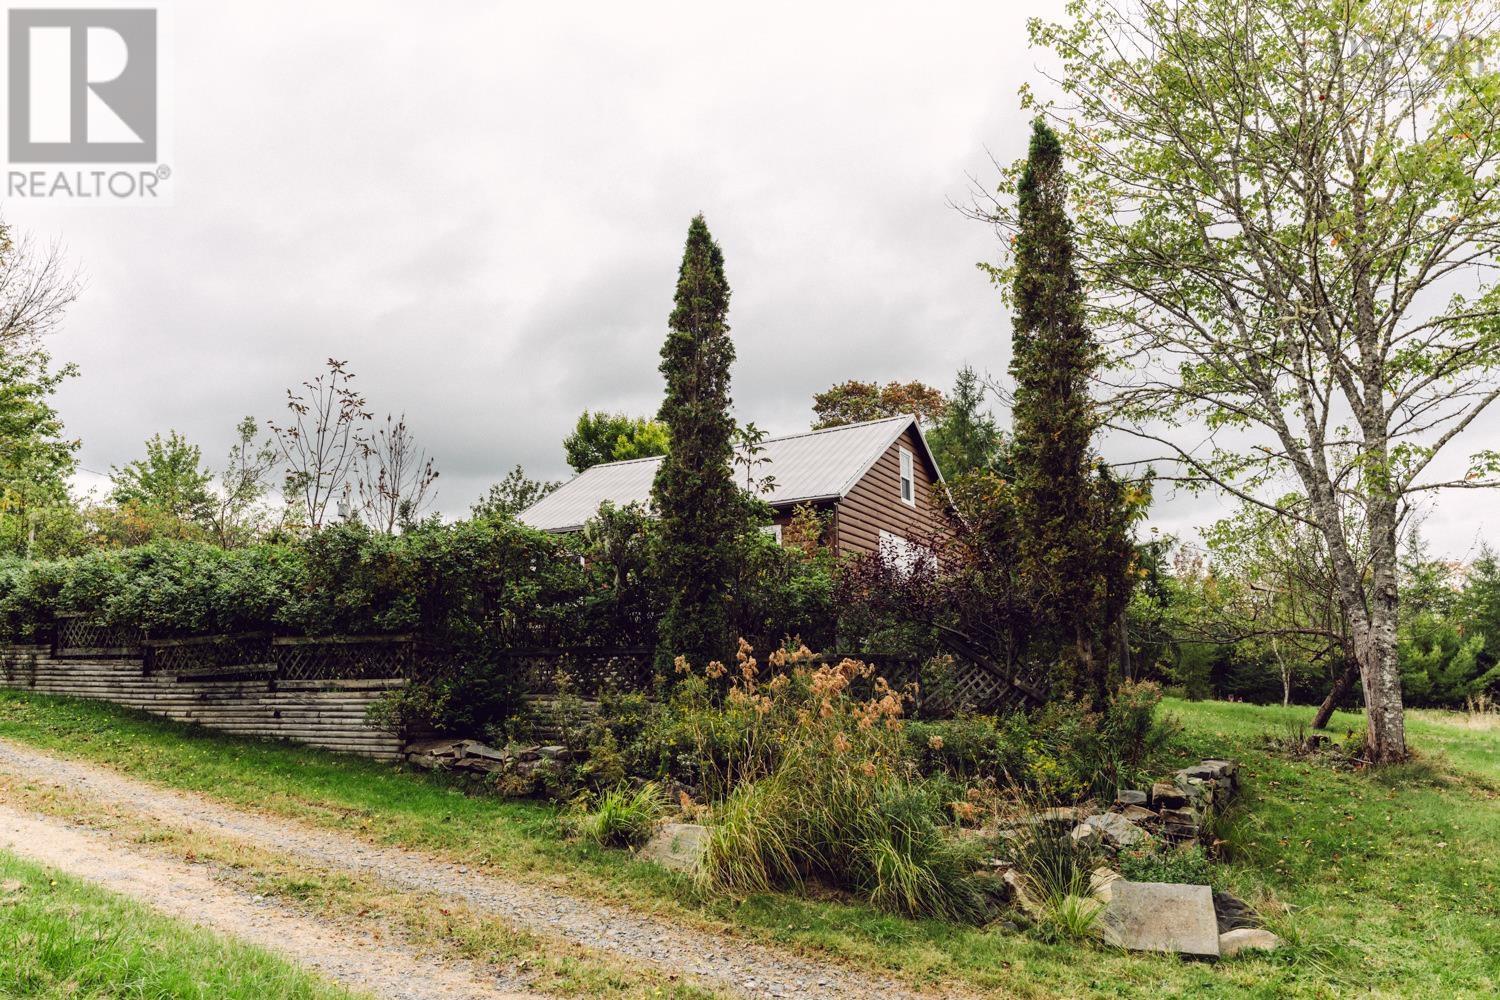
[978,0,1500,762]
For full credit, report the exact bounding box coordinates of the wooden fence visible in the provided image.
[40,617,1031,732]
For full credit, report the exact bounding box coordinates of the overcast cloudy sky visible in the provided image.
[6,0,1496,558]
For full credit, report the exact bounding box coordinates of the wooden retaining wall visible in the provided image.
[0,644,404,760]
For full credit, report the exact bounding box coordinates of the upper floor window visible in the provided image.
[899,447,916,507]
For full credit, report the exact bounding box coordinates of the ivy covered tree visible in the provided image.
[652,214,743,667]
[1008,120,1136,704]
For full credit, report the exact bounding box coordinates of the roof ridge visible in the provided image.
[579,454,668,472]
[755,413,912,445]
[580,415,912,471]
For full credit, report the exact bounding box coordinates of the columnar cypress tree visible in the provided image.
[652,215,741,668]
[1009,120,1111,702]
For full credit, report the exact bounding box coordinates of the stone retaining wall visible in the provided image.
[0,644,404,759]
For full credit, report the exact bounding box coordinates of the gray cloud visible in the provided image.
[9,0,1495,554]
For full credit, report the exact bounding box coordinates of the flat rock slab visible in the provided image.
[638,823,710,874]
[1099,881,1220,958]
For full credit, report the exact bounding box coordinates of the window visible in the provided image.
[879,530,936,577]
[760,523,783,544]
[898,447,916,506]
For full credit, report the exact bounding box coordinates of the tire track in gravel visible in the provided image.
[0,739,962,1000]
[0,806,532,1000]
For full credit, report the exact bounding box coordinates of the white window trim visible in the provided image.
[898,447,916,507]
[760,523,783,543]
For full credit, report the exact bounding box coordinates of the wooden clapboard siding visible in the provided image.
[832,426,946,557]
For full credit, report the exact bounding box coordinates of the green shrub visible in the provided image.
[899,682,1173,806]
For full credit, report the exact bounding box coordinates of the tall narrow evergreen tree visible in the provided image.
[1009,120,1115,703]
[652,215,742,667]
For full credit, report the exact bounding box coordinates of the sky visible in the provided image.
[5,0,1497,559]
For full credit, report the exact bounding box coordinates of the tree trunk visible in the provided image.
[1076,624,1102,707]
[1311,660,1358,730]
[1356,501,1408,763]
[1355,604,1407,763]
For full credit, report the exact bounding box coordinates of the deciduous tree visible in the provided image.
[563,411,669,472]
[0,348,79,557]
[981,0,1500,761]
[208,417,280,547]
[109,430,214,526]
[811,380,947,429]
[473,465,558,519]
[357,413,439,534]
[271,359,371,531]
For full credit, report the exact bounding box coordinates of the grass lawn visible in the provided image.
[2,689,1498,997]
[0,849,362,999]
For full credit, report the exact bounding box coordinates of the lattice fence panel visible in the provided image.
[142,633,273,676]
[503,647,655,698]
[272,636,417,681]
[52,617,144,658]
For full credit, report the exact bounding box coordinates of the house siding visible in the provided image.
[832,427,945,557]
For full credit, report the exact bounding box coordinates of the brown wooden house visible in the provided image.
[517,415,948,557]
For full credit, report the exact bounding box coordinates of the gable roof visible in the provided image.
[518,414,941,532]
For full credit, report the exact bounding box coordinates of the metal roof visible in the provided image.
[517,414,931,532]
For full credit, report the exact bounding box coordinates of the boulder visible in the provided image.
[1218,927,1282,956]
[1173,774,1214,806]
[1038,805,1084,824]
[1115,789,1148,807]
[1089,866,1121,903]
[1158,806,1202,841]
[1002,868,1045,919]
[1078,812,1150,848]
[1118,804,1157,824]
[1098,881,1220,958]
[1069,822,1104,848]
[637,823,710,874]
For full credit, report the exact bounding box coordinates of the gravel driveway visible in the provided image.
[0,739,965,1000]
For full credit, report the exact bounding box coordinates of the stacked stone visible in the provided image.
[404,738,572,776]
[1145,758,1239,843]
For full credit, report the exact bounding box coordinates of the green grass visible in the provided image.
[0,849,362,999]
[2,689,1499,997]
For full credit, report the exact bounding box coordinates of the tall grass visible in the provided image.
[691,645,986,921]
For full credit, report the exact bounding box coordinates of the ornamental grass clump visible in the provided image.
[1000,789,1105,941]
[570,782,664,849]
[689,642,986,921]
